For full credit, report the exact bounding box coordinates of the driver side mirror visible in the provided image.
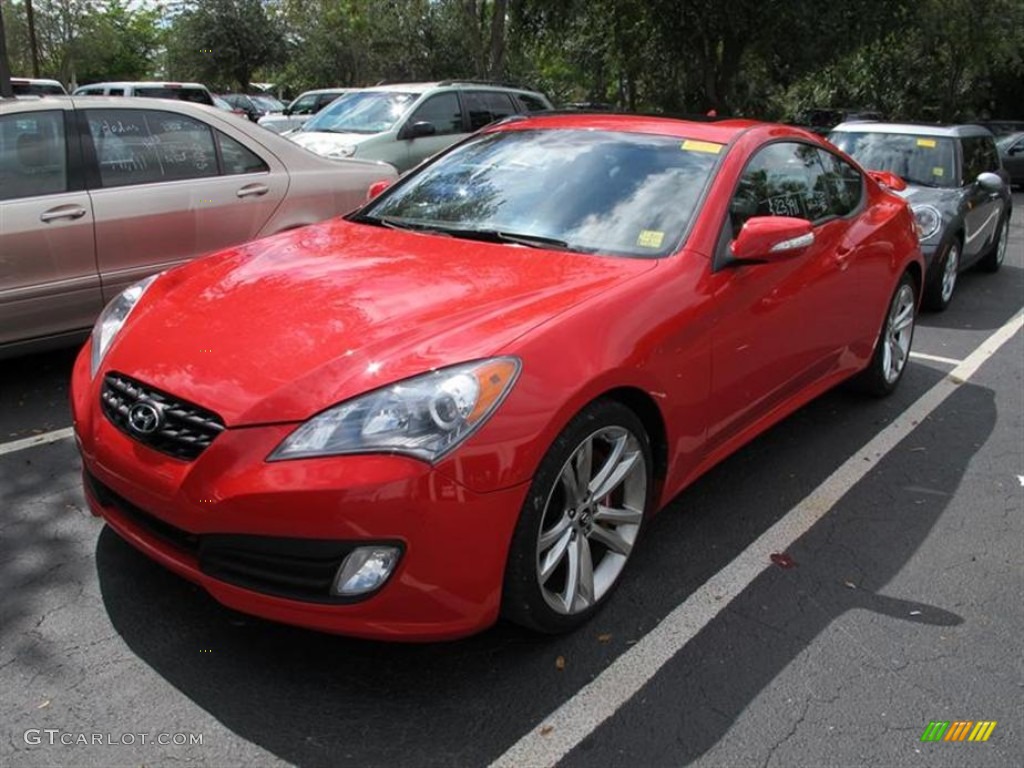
[976,172,1004,193]
[731,216,815,261]
[282,107,292,116]
[402,121,437,140]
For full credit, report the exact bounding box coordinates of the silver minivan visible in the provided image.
[288,81,553,172]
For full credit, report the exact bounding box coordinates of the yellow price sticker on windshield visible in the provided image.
[637,230,665,248]
[933,167,944,177]
[916,138,937,148]
[681,140,723,154]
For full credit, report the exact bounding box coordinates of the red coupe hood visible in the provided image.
[109,219,656,425]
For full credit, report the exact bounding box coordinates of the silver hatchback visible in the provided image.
[0,96,397,357]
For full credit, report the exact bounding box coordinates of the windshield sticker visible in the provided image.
[637,230,665,248]
[681,140,723,154]
[916,138,937,148]
[933,167,944,177]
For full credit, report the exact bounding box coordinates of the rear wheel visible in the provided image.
[855,271,917,397]
[978,215,1009,273]
[502,400,652,633]
[923,238,960,312]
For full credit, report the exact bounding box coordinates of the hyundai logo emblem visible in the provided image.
[127,401,162,435]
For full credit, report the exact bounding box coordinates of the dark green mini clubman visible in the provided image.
[830,122,1012,311]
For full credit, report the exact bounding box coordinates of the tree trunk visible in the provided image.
[488,0,507,79]
[0,2,13,98]
[26,0,40,77]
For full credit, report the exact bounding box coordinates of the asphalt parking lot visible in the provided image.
[1,193,1022,768]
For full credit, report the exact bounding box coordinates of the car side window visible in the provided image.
[960,137,998,182]
[290,94,318,115]
[464,91,518,131]
[314,94,338,112]
[0,110,68,201]
[218,132,269,175]
[979,137,1000,173]
[407,93,463,135]
[729,142,832,233]
[816,148,863,217]
[516,93,550,113]
[86,109,218,188]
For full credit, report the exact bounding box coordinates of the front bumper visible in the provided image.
[72,348,529,641]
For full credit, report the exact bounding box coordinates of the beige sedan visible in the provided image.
[0,96,397,357]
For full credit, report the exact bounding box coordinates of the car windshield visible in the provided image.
[252,94,284,111]
[355,128,722,258]
[829,131,957,188]
[302,91,417,134]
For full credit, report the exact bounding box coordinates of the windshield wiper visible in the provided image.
[348,214,454,235]
[348,218,591,252]
[900,175,941,188]
[439,228,582,251]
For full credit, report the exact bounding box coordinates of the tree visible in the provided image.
[0,1,14,96]
[166,0,286,90]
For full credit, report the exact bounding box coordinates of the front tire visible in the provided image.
[502,399,652,633]
[923,238,960,312]
[855,271,917,397]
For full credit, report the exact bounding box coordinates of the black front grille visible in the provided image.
[85,469,199,556]
[85,470,400,604]
[101,372,225,460]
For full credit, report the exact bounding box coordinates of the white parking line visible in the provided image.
[0,426,75,457]
[909,351,964,366]
[491,308,1023,768]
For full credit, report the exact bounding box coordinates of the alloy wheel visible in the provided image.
[535,426,646,615]
[882,282,916,383]
[941,243,959,303]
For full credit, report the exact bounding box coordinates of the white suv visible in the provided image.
[72,81,215,106]
[288,81,552,172]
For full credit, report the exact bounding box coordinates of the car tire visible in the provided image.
[502,399,653,633]
[922,237,960,312]
[978,214,1009,273]
[855,271,918,397]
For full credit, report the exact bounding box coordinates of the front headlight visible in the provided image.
[268,357,521,463]
[90,274,159,377]
[911,204,942,241]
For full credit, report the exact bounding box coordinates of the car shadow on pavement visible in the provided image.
[95,361,996,767]
[917,264,1023,333]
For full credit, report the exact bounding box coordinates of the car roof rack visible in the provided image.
[437,79,530,90]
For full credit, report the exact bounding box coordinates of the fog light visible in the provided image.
[332,546,401,596]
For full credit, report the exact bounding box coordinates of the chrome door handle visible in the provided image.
[236,184,269,198]
[40,205,87,222]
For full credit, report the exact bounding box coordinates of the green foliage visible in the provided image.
[165,0,286,91]
[2,0,1021,119]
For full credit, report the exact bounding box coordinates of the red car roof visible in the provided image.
[495,113,762,143]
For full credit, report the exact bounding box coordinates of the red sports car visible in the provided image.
[71,114,924,641]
